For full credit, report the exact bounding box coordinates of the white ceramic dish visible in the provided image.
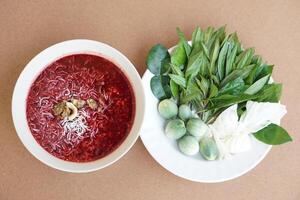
[12,39,145,173]
[140,44,272,183]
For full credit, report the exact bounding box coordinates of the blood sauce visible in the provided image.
[26,54,135,162]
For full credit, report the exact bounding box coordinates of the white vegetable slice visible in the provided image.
[239,101,287,133]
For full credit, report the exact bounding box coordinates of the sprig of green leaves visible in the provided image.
[146,26,291,145]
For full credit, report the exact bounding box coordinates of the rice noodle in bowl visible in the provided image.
[27,54,135,162]
[12,40,145,172]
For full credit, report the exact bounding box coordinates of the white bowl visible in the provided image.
[140,44,272,183]
[12,39,145,173]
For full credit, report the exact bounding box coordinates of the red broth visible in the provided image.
[26,54,135,162]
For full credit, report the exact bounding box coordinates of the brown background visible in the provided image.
[0,0,299,199]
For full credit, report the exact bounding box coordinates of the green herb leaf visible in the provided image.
[255,64,274,80]
[237,102,247,118]
[199,53,209,76]
[204,26,215,43]
[225,44,238,76]
[150,75,171,100]
[190,27,203,57]
[176,27,191,57]
[244,74,270,95]
[170,79,179,98]
[235,48,255,69]
[217,42,230,80]
[147,44,170,75]
[160,58,171,74]
[209,38,220,74]
[181,93,201,105]
[207,26,225,51]
[169,74,186,88]
[206,93,258,111]
[171,42,187,67]
[208,82,218,98]
[245,65,259,85]
[211,75,220,86]
[170,63,184,77]
[251,55,263,66]
[186,78,202,98]
[254,123,292,145]
[207,29,224,52]
[220,64,255,87]
[220,34,229,47]
[255,83,282,102]
[200,42,210,59]
[219,77,245,95]
[196,77,210,98]
[192,27,202,48]
[185,52,203,78]
[181,79,203,104]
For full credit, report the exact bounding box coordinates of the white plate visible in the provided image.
[140,45,272,183]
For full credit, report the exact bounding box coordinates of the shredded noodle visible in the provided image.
[26,54,135,162]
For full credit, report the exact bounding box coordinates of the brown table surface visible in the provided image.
[1,1,299,199]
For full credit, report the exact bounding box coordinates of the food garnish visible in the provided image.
[53,97,101,120]
[146,26,292,160]
[53,101,67,117]
[65,102,78,121]
[71,98,86,109]
[87,98,98,110]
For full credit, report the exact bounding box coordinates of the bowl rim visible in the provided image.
[11,39,145,173]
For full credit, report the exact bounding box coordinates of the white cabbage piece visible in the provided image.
[209,101,287,159]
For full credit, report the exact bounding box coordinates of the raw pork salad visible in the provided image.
[146,26,292,160]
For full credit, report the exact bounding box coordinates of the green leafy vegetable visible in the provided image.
[176,27,191,57]
[200,42,210,59]
[206,93,259,111]
[150,75,171,100]
[147,44,170,75]
[244,74,270,95]
[219,77,245,95]
[217,42,230,80]
[220,64,255,87]
[256,83,282,102]
[146,26,291,154]
[169,74,186,88]
[170,79,179,98]
[255,64,273,80]
[254,124,292,145]
[197,76,210,98]
[191,27,202,49]
[208,82,218,98]
[235,48,254,69]
[185,52,203,78]
[209,38,220,74]
[225,43,238,76]
[171,42,187,67]
[170,63,184,77]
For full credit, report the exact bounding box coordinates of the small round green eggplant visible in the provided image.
[158,99,178,119]
[178,104,192,121]
[178,135,199,156]
[165,119,186,139]
[186,118,208,140]
[199,137,219,161]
